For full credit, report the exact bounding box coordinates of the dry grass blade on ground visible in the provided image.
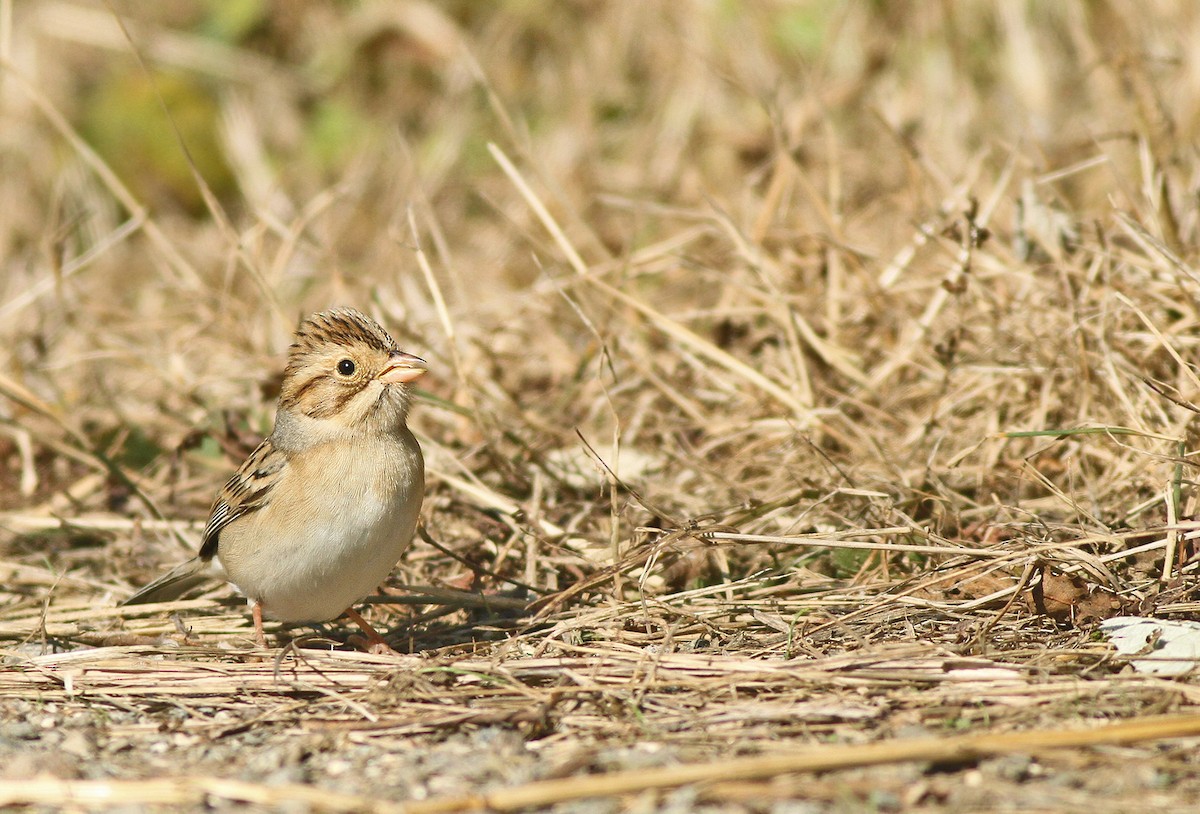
[4,2,1200,812]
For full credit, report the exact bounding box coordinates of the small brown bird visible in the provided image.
[124,307,427,650]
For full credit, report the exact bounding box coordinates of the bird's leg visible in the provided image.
[252,601,267,648]
[342,606,394,654]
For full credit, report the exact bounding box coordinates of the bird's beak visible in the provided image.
[379,351,428,384]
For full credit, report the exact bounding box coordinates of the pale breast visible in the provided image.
[216,430,424,622]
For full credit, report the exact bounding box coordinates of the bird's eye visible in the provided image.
[336,358,356,376]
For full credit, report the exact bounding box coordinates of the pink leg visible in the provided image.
[343,607,394,654]
[252,601,267,648]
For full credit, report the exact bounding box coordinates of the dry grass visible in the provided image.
[5,1,1200,811]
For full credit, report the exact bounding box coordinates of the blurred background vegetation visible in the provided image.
[3,1,1200,590]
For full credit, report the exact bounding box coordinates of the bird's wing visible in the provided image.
[199,437,287,560]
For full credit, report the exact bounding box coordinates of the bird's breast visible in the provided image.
[216,430,424,622]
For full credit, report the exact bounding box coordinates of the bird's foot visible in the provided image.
[343,606,398,655]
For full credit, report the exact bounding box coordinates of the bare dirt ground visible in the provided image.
[5,2,1200,812]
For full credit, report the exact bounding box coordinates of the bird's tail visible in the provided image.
[122,557,216,605]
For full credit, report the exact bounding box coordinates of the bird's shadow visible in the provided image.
[275,588,535,653]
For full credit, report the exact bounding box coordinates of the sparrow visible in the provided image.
[123,307,427,650]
